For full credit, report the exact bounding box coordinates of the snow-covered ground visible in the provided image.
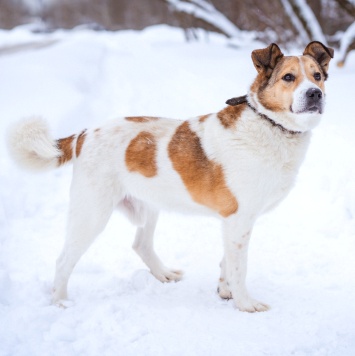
[0,25,354,356]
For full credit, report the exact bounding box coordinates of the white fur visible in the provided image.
[7,117,60,171]
[7,55,325,313]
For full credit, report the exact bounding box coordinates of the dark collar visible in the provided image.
[225,95,302,135]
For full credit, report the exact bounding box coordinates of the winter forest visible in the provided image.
[1,0,355,64]
[1,1,355,356]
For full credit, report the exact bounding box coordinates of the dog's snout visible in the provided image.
[306,88,322,102]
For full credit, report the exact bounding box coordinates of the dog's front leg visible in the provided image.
[221,217,269,312]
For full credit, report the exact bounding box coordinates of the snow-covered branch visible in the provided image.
[292,0,327,44]
[281,0,327,45]
[165,0,241,38]
[337,21,355,67]
[280,0,310,44]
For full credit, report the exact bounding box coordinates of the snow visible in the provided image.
[0,25,355,355]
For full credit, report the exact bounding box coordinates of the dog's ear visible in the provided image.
[303,41,334,79]
[251,43,284,77]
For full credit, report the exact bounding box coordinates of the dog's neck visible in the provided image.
[226,95,302,136]
[246,102,302,135]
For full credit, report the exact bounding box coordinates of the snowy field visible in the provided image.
[0,25,354,355]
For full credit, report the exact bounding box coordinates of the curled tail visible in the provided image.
[6,117,86,171]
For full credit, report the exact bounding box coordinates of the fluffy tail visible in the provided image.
[6,117,84,171]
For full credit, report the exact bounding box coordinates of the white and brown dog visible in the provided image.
[7,41,333,312]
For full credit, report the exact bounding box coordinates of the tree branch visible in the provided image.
[165,0,241,38]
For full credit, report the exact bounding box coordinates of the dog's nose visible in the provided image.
[306,88,322,102]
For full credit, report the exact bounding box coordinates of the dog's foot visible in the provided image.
[218,288,232,300]
[52,287,71,307]
[217,278,232,299]
[53,299,74,309]
[151,268,183,283]
[235,298,270,313]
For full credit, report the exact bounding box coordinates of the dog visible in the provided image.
[7,41,333,312]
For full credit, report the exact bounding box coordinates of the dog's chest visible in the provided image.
[260,152,301,206]
[224,131,311,213]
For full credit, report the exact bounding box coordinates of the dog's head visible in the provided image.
[248,41,334,132]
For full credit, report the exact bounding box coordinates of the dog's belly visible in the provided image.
[121,170,221,216]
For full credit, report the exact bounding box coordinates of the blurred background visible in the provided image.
[1,3,355,354]
[0,0,354,64]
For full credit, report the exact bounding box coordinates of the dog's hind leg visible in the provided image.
[131,206,183,282]
[52,176,116,305]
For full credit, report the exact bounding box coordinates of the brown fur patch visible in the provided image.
[217,104,246,128]
[75,129,87,158]
[125,131,157,177]
[199,114,210,123]
[125,116,159,123]
[57,135,75,166]
[168,121,238,217]
[250,71,269,101]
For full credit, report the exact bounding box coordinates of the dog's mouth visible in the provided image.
[306,106,322,113]
[290,105,322,114]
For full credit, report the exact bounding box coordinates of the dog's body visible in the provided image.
[7,42,333,312]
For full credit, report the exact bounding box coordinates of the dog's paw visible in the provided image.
[151,268,183,283]
[51,296,74,308]
[51,287,73,308]
[217,278,232,300]
[235,298,270,313]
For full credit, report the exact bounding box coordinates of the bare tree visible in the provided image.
[337,22,355,67]
[0,0,30,28]
[164,0,242,38]
[281,0,327,45]
[280,0,311,45]
[335,0,355,17]
[333,0,355,67]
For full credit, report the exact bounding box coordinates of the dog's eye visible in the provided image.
[282,73,295,82]
[314,72,321,81]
